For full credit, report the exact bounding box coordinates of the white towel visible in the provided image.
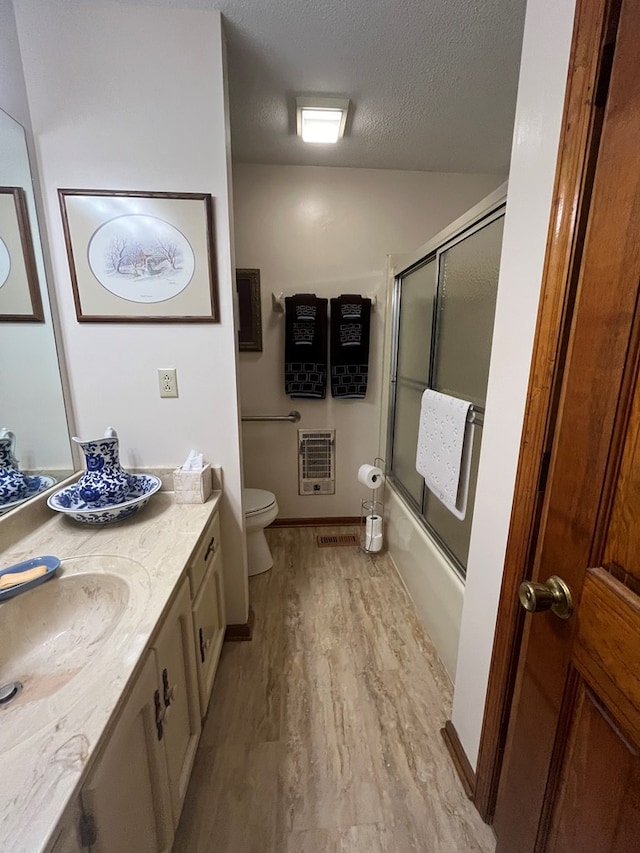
[415,389,473,520]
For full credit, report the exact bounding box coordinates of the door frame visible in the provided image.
[473,0,621,822]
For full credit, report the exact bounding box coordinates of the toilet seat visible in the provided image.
[243,488,277,516]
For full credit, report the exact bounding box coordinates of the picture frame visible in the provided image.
[0,186,44,322]
[58,189,219,323]
[236,268,263,352]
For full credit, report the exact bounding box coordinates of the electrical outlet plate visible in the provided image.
[158,368,178,398]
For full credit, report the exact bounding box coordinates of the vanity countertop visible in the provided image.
[0,490,222,853]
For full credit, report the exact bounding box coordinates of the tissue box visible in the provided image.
[173,464,212,504]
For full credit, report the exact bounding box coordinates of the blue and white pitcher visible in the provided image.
[73,427,132,507]
[0,428,30,504]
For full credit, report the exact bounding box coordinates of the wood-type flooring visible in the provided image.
[174,527,495,853]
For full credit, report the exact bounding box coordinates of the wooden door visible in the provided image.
[493,0,640,850]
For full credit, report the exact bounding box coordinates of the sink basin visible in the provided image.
[0,572,130,704]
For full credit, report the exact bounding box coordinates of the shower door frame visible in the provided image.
[385,187,507,578]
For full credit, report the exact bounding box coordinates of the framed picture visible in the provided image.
[58,189,219,322]
[236,268,263,352]
[0,186,44,322]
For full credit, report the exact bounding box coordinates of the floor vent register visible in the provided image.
[316,533,359,548]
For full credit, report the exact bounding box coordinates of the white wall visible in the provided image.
[234,164,502,517]
[451,0,577,769]
[14,0,249,623]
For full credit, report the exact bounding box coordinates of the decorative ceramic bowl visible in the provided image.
[0,475,57,513]
[47,474,161,524]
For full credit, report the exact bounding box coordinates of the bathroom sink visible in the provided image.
[0,570,130,706]
[0,554,151,761]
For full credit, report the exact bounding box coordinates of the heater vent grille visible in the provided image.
[299,429,335,495]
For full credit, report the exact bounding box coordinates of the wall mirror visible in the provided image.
[0,107,74,514]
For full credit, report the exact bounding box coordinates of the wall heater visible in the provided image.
[298,429,335,495]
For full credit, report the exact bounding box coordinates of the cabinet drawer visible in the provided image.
[188,511,221,598]
[192,553,225,717]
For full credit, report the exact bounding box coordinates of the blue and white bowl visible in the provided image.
[0,475,57,512]
[47,474,161,524]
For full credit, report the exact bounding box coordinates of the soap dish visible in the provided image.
[0,556,60,602]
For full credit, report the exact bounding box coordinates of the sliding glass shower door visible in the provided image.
[388,206,505,576]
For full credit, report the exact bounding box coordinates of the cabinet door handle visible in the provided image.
[199,627,206,662]
[162,668,171,707]
[199,627,212,662]
[154,689,164,741]
[204,536,216,561]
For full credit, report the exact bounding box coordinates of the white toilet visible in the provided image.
[243,488,279,576]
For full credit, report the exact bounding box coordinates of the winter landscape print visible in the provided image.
[60,190,218,322]
[88,213,196,303]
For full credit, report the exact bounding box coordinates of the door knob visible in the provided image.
[518,575,573,619]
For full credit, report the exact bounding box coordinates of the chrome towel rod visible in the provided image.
[242,411,301,423]
[271,292,377,313]
[468,406,484,427]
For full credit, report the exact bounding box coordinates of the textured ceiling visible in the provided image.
[221,0,527,173]
[97,0,527,173]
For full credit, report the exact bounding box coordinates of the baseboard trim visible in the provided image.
[441,720,475,799]
[271,516,360,528]
[224,606,255,642]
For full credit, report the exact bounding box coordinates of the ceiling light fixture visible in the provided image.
[296,97,350,144]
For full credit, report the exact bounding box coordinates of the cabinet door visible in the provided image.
[49,799,82,853]
[80,651,173,853]
[49,825,81,853]
[192,550,225,717]
[152,576,201,826]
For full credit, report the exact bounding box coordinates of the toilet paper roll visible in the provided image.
[365,514,383,539]
[358,464,383,490]
[364,532,383,553]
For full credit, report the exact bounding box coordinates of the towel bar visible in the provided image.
[271,292,377,313]
[468,407,484,427]
[242,411,301,423]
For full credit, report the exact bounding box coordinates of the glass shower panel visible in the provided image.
[396,258,436,385]
[422,425,482,567]
[387,203,505,579]
[390,258,436,503]
[391,382,425,506]
[433,216,504,406]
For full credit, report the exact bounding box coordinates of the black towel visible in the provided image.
[284,294,328,398]
[330,295,371,398]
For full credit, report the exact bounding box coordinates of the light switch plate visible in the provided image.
[158,368,178,398]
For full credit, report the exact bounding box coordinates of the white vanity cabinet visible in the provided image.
[151,576,202,823]
[75,577,203,852]
[189,511,226,717]
[44,503,226,853]
[48,800,83,853]
[78,651,174,853]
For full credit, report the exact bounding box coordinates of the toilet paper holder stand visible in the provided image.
[360,457,385,554]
